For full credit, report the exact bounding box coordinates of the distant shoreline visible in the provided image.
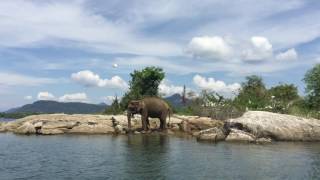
[1,111,320,143]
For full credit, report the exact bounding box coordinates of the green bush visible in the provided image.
[304,64,320,110]
[177,91,244,120]
[267,83,299,114]
[234,75,269,110]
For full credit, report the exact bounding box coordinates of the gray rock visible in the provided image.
[225,129,255,142]
[114,124,124,134]
[197,127,226,142]
[0,122,4,132]
[170,124,180,131]
[14,122,36,134]
[227,111,320,141]
[256,137,272,144]
[40,129,65,135]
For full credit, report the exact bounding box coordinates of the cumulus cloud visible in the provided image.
[59,93,88,102]
[275,48,298,61]
[102,96,118,105]
[0,0,180,56]
[24,96,32,100]
[186,36,232,60]
[186,36,277,63]
[242,36,273,61]
[103,96,116,101]
[71,70,128,90]
[37,92,55,100]
[159,80,184,97]
[193,75,240,97]
[0,72,57,86]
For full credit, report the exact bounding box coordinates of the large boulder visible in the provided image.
[197,127,226,142]
[255,137,272,144]
[13,122,36,134]
[1,114,117,135]
[225,129,255,142]
[177,116,224,134]
[41,129,65,135]
[0,122,4,132]
[68,123,114,134]
[226,111,320,141]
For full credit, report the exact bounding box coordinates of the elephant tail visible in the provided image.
[167,108,172,127]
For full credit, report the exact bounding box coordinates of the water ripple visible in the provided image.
[0,134,320,180]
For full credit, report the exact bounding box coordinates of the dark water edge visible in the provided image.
[0,118,16,122]
[0,133,320,180]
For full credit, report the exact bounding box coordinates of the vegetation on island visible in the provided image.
[2,64,320,120]
[0,112,41,119]
[1,101,108,119]
[105,64,320,120]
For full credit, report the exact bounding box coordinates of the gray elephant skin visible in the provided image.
[127,97,171,132]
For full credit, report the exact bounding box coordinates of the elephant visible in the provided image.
[127,97,171,132]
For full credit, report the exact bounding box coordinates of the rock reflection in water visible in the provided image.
[124,134,169,179]
[0,134,320,180]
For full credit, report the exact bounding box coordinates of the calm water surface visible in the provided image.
[0,133,320,180]
[0,118,15,122]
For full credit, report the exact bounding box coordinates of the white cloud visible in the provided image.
[59,93,88,102]
[242,36,273,61]
[186,36,232,60]
[104,96,116,101]
[102,96,118,105]
[0,0,180,56]
[0,72,57,86]
[276,48,298,61]
[159,80,184,97]
[193,75,240,97]
[24,95,32,100]
[37,92,55,100]
[71,70,101,87]
[71,70,128,89]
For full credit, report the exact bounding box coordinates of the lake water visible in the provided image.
[0,133,320,180]
[0,118,15,122]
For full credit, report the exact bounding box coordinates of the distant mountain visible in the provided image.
[6,100,108,114]
[165,93,190,108]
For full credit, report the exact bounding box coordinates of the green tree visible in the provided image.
[268,83,299,113]
[120,66,165,109]
[235,75,269,110]
[304,64,320,110]
[105,96,122,115]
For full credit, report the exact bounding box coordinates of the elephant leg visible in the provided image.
[160,113,167,130]
[141,114,148,131]
[127,111,132,131]
[146,117,150,130]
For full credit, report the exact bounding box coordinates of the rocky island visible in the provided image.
[1,111,320,143]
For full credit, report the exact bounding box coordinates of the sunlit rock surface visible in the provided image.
[227,111,320,141]
[1,111,320,142]
[225,129,255,142]
[0,114,222,135]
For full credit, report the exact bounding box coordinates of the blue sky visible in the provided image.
[1,0,320,111]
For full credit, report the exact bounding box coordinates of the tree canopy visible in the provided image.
[304,64,320,110]
[268,83,299,113]
[120,66,165,109]
[235,75,269,110]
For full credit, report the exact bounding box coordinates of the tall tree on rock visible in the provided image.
[120,66,165,109]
